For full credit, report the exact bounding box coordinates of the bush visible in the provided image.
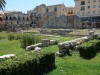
[77,40,100,59]
[20,34,42,48]
[0,51,55,75]
[0,36,5,40]
[8,33,15,41]
[8,33,23,41]
[97,36,100,40]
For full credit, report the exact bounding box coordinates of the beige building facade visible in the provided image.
[75,0,100,28]
[75,0,100,17]
[29,4,76,28]
[32,4,67,18]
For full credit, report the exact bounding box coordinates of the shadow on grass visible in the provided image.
[39,65,56,75]
[80,53,96,60]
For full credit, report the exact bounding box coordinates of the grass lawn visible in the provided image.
[0,31,100,75]
[0,31,76,55]
[45,52,100,75]
[41,38,100,75]
[42,45,100,75]
[0,39,25,56]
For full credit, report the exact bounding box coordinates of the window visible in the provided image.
[93,11,96,14]
[88,6,90,9]
[81,1,85,5]
[46,8,49,12]
[23,17,24,20]
[99,0,100,2]
[87,11,90,14]
[0,17,3,21]
[93,0,96,2]
[81,6,85,11]
[93,5,96,8]
[13,17,16,20]
[54,7,57,12]
[10,17,12,20]
[82,12,85,15]
[34,21,36,24]
[5,16,8,20]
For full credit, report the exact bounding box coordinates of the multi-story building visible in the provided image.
[28,4,81,29]
[75,0,100,28]
[75,0,100,17]
[32,4,66,18]
[29,4,76,28]
[0,11,31,31]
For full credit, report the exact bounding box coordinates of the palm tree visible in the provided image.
[0,0,6,10]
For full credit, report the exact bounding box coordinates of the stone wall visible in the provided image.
[42,12,82,29]
[40,29,73,35]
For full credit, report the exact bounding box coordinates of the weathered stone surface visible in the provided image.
[34,47,41,52]
[41,39,50,47]
[0,54,15,59]
[42,14,82,29]
[26,43,42,51]
[88,31,95,40]
[56,52,65,57]
[40,29,51,34]
[57,36,89,56]
[40,29,73,35]
[50,40,59,45]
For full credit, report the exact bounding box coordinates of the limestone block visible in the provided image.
[57,36,89,56]
[0,54,15,59]
[41,39,50,47]
[58,42,70,55]
[34,47,41,52]
[89,31,94,37]
[50,40,56,45]
[56,52,64,57]
[26,43,42,51]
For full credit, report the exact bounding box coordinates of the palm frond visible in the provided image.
[0,0,6,10]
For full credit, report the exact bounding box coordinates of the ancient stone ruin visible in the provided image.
[56,30,99,56]
[26,39,59,51]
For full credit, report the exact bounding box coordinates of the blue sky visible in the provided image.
[4,0,75,13]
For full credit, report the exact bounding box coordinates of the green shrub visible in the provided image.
[97,36,100,40]
[0,51,55,75]
[14,34,22,40]
[0,36,5,40]
[77,40,100,59]
[8,33,15,41]
[8,33,23,41]
[20,34,42,48]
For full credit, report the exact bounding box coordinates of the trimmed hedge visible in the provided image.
[97,36,100,40]
[0,51,55,75]
[77,40,100,59]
